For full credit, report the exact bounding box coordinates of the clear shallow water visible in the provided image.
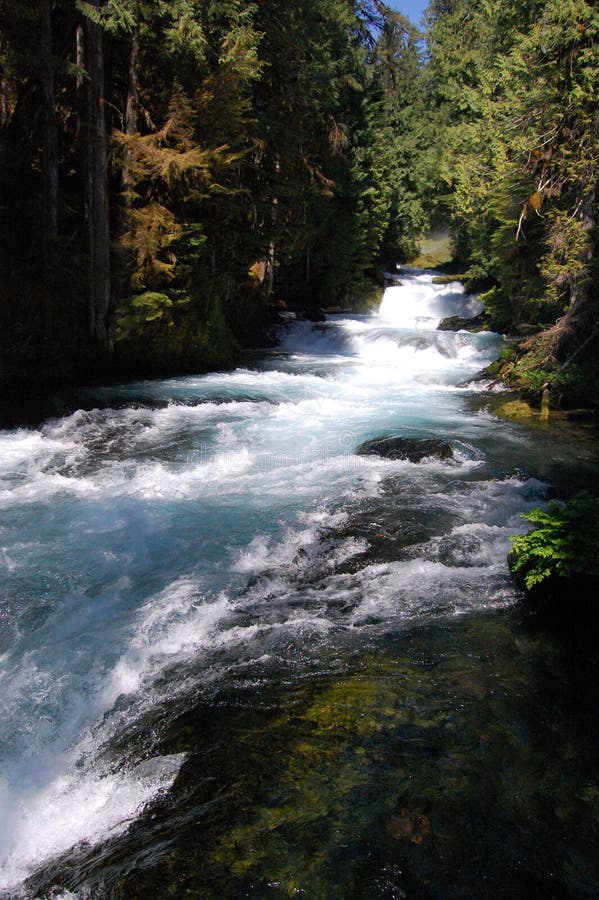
[1,270,598,898]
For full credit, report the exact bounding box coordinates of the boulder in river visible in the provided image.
[437,314,490,332]
[356,436,453,462]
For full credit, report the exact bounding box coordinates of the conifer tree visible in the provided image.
[0,0,430,377]
[422,0,598,343]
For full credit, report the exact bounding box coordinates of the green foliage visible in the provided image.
[509,496,599,591]
[432,274,467,285]
[8,0,597,382]
[115,286,239,371]
[479,288,511,333]
[344,280,384,312]
[0,0,433,376]
[483,342,513,371]
[541,211,593,308]
[116,291,176,338]
[509,356,582,397]
[422,0,599,337]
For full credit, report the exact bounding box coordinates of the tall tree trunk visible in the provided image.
[0,39,10,257]
[124,33,139,142]
[85,0,111,351]
[554,190,597,361]
[75,23,85,142]
[112,32,139,308]
[266,154,280,296]
[0,40,10,128]
[41,0,58,265]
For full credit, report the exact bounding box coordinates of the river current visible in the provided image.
[1,271,598,898]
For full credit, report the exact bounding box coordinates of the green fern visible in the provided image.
[509,496,599,591]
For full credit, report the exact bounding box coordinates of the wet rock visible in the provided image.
[356,436,453,463]
[298,307,327,322]
[437,314,490,332]
[432,274,467,285]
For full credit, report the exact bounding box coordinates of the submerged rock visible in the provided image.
[386,809,431,845]
[356,436,453,463]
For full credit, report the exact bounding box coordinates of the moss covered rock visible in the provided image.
[437,314,490,332]
[494,400,535,421]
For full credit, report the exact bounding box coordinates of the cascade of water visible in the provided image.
[0,270,549,894]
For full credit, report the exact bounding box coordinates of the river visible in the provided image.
[1,270,598,898]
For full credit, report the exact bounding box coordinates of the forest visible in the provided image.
[1,0,596,401]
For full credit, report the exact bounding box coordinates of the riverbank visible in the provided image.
[0,269,385,428]
[482,332,599,416]
[427,272,599,416]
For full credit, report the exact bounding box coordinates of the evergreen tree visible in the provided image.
[0,0,430,379]
[422,0,598,344]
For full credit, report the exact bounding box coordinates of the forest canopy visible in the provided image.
[0,0,426,376]
[0,0,597,386]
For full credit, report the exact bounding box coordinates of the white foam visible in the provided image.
[0,753,184,892]
[0,575,239,892]
[348,557,512,626]
[100,581,232,708]
[232,524,368,579]
[379,272,482,329]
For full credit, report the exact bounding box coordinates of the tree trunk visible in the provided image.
[76,23,85,142]
[41,0,58,265]
[0,39,10,256]
[266,154,280,296]
[125,33,139,141]
[111,32,139,308]
[554,190,597,362]
[85,0,111,351]
[0,39,10,128]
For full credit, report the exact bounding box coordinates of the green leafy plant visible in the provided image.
[509,496,599,591]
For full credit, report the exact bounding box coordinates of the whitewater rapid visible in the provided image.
[0,270,546,895]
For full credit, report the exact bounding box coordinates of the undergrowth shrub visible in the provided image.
[509,496,599,591]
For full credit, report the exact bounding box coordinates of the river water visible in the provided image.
[1,271,598,898]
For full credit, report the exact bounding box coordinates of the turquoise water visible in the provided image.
[1,271,597,898]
